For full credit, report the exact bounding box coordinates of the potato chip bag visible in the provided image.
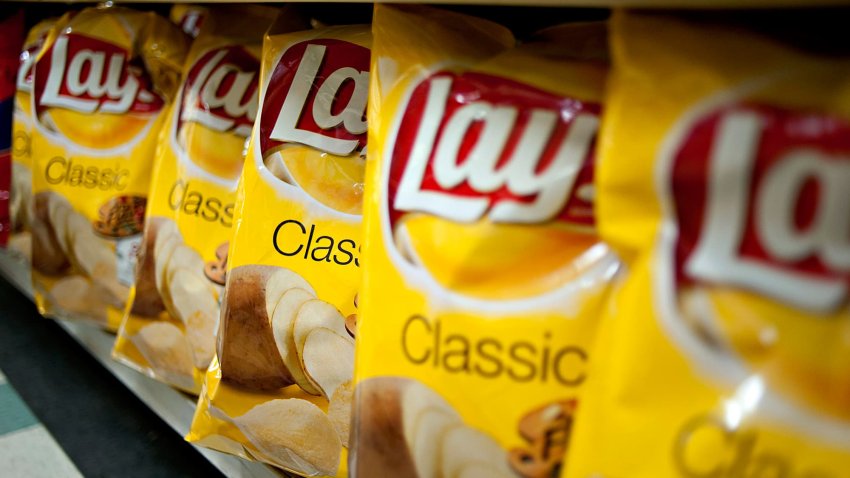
[29,6,188,329]
[112,5,289,393]
[170,4,208,39]
[7,18,54,264]
[565,11,850,478]
[350,6,618,478]
[188,20,371,477]
[0,11,24,251]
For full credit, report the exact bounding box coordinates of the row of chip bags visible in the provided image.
[1,2,848,478]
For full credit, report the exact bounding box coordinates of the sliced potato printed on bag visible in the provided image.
[272,288,322,396]
[131,322,196,392]
[112,5,284,393]
[564,11,850,478]
[353,376,514,478]
[328,380,354,445]
[351,5,616,478]
[301,328,354,399]
[8,233,31,261]
[189,15,366,477]
[231,399,341,476]
[168,268,218,367]
[441,426,515,478]
[30,6,188,330]
[129,218,167,317]
[352,377,419,477]
[8,19,56,267]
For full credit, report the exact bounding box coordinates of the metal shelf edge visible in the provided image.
[0,251,282,478]
[2,0,848,7]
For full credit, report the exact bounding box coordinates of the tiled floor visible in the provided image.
[0,369,82,477]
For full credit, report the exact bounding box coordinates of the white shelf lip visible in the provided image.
[0,251,284,478]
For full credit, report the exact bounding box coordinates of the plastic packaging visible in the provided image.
[29,5,188,329]
[565,11,850,478]
[188,19,369,477]
[350,6,618,478]
[7,18,53,263]
[112,5,283,393]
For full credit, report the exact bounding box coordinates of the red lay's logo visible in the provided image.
[672,104,850,312]
[16,39,46,94]
[178,46,259,138]
[389,71,599,227]
[260,39,369,157]
[178,10,205,38]
[34,33,163,116]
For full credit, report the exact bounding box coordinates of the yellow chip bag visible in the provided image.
[170,4,208,38]
[350,5,617,478]
[8,18,55,263]
[565,11,850,478]
[29,6,188,329]
[188,21,371,476]
[112,6,289,393]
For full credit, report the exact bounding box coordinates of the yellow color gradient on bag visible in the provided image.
[565,11,850,478]
[188,21,368,477]
[350,6,618,478]
[7,19,55,263]
[29,6,188,330]
[112,6,281,394]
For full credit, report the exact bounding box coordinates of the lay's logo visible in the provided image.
[671,104,850,312]
[260,39,369,157]
[179,46,259,138]
[389,71,599,227]
[16,40,45,94]
[34,33,163,116]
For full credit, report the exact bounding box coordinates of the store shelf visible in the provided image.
[6,0,849,7]
[0,251,284,478]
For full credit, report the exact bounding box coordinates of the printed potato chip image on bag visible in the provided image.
[29,6,188,330]
[112,5,286,394]
[7,18,55,264]
[188,19,370,477]
[565,11,850,478]
[350,6,618,478]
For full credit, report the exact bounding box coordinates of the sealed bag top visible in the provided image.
[352,5,618,478]
[565,10,850,478]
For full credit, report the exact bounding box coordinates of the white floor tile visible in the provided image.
[0,425,82,478]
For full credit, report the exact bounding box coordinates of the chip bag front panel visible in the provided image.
[565,11,850,478]
[0,11,24,250]
[351,6,618,478]
[8,19,54,262]
[113,7,279,393]
[30,7,188,330]
[189,23,370,477]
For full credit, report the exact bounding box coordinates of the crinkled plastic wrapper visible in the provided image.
[0,11,24,250]
[188,18,368,478]
[350,5,618,478]
[29,6,188,330]
[565,11,850,478]
[7,18,55,265]
[170,4,208,38]
[112,5,281,394]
